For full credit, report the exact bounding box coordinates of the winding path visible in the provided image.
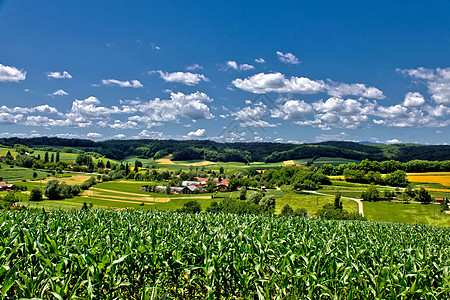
[303,190,365,217]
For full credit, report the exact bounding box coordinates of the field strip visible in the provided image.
[80,195,157,205]
[283,160,295,165]
[91,187,151,197]
[156,158,176,165]
[421,188,450,192]
[92,194,168,203]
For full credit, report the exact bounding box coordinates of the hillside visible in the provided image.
[1,137,449,162]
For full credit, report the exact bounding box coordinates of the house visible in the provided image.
[182,180,205,186]
[0,182,17,191]
[170,186,191,195]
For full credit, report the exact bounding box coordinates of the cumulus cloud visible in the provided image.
[0,63,26,82]
[187,128,206,137]
[386,138,401,144]
[232,72,385,99]
[0,112,23,124]
[271,99,312,119]
[138,130,165,138]
[226,61,255,71]
[47,71,72,79]
[398,67,450,106]
[186,64,203,71]
[101,79,143,88]
[151,71,209,86]
[113,134,126,139]
[87,132,103,138]
[326,82,385,99]
[49,89,69,96]
[255,58,265,64]
[276,51,300,64]
[403,92,425,107]
[133,92,214,122]
[232,72,325,94]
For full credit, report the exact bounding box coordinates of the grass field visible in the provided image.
[0,165,50,181]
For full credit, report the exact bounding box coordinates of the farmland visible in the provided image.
[0,209,449,299]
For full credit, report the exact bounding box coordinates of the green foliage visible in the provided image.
[247,191,264,204]
[384,170,409,187]
[239,186,247,200]
[361,185,380,202]
[414,187,434,204]
[177,200,202,213]
[280,204,294,216]
[0,210,447,298]
[317,203,366,220]
[206,198,262,214]
[293,207,308,217]
[29,187,43,201]
[1,192,18,207]
[259,194,276,212]
[44,180,62,200]
[334,192,343,210]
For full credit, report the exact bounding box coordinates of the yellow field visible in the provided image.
[283,160,295,165]
[156,157,176,165]
[38,175,93,185]
[407,172,450,187]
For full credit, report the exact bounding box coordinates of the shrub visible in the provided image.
[247,191,264,204]
[280,204,294,216]
[178,200,202,213]
[29,187,43,201]
[259,195,276,212]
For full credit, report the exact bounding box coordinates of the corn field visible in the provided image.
[0,210,449,299]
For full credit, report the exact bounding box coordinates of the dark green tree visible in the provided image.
[334,192,343,210]
[50,153,54,163]
[178,200,202,213]
[247,191,263,204]
[361,185,379,202]
[239,186,247,200]
[259,194,276,212]
[415,187,433,204]
[29,187,43,201]
[55,152,60,162]
[280,204,294,216]
[44,151,49,163]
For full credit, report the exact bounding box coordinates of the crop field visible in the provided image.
[0,210,448,299]
[312,157,360,166]
[407,172,450,187]
[0,166,49,181]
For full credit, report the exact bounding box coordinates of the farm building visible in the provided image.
[0,183,18,191]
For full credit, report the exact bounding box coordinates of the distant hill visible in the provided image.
[0,137,449,163]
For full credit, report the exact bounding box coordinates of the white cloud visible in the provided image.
[151,43,160,50]
[49,89,69,96]
[101,79,143,88]
[232,72,325,94]
[114,134,126,139]
[326,82,385,99]
[255,58,265,64]
[0,112,23,124]
[0,63,26,82]
[47,71,72,79]
[186,64,203,71]
[151,71,209,86]
[386,138,401,144]
[398,67,450,106]
[226,61,255,71]
[134,91,214,122]
[276,51,300,64]
[187,128,206,137]
[138,130,164,138]
[87,132,103,138]
[403,92,425,107]
[104,120,139,129]
[271,99,312,119]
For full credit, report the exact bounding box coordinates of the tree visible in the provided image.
[55,152,60,162]
[29,187,43,201]
[106,160,111,168]
[361,185,379,202]
[219,166,224,174]
[50,153,54,163]
[280,204,294,216]
[293,208,308,217]
[33,172,38,180]
[206,180,216,193]
[334,192,343,210]
[2,192,18,207]
[247,191,263,204]
[239,186,247,200]
[259,195,276,212]
[37,154,41,160]
[70,185,81,196]
[441,198,449,212]
[384,170,409,187]
[44,151,49,163]
[415,187,433,204]
[44,180,61,200]
[178,200,202,213]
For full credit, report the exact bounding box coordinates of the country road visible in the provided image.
[303,190,365,217]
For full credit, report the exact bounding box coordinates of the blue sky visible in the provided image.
[1,0,449,144]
